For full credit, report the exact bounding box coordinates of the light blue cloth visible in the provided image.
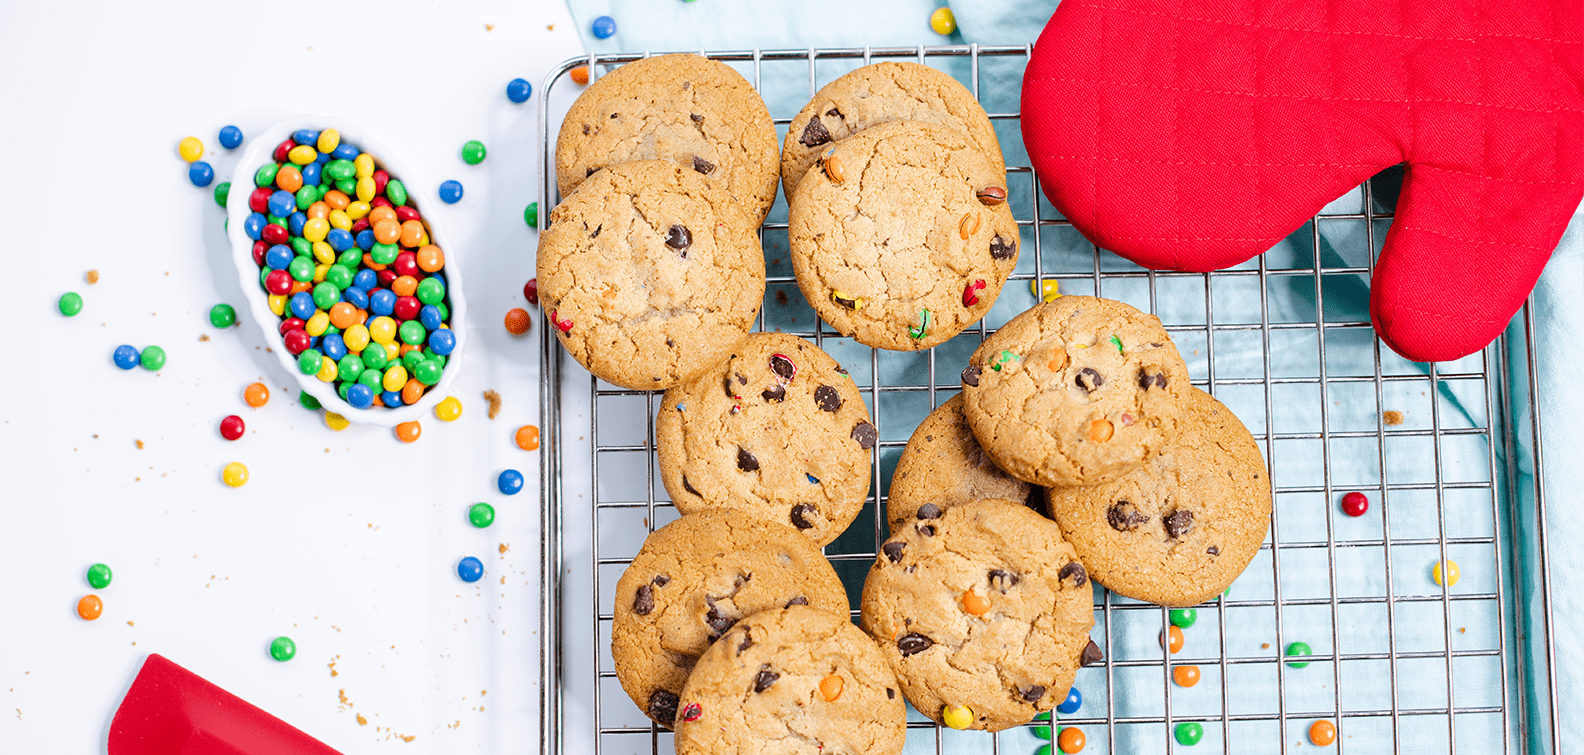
[563,2,1580,752]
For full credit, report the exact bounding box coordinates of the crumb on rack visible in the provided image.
[498,543,510,554]
[356,713,367,725]
[135,440,144,449]
[1262,643,1270,649]
[198,334,210,342]
[775,290,789,305]
[86,270,99,284]
[1383,410,1404,425]
[484,390,501,419]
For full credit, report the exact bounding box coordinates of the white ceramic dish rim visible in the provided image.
[225,115,468,427]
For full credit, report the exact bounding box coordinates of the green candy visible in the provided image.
[214,181,231,208]
[1174,722,1204,746]
[335,177,357,195]
[422,347,446,368]
[269,636,296,662]
[358,367,384,391]
[325,265,354,290]
[385,179,407,206]
[58,292,83,317]
[370,242,399,265]
[254,162,278,188]
[291,237,313,257]
[434,302,449,321]
[337,382,352,402]
[86,563,113,589]
[468,502,495,528]
[209,303,236,328]
[140,345,166,371]
[324,159,356,181]
[1032,711,1053,739]
[523,202,538,227]
[338,354,365,382]
[297,349,322,375]
[415,276,445,305]
[299,391,322,410]
[1285,641,1313,668]
[461,140,487,165]
[414,359,443,386]
[259,267,271,289]
[402,349,426,371]
[361,344,387,370]
[398,320,427,346]
[336,248,362,268]
[312,282,340,310]
[295,185,316,211]
[267,214,287,228]
[1169,608,1198,628]
[323,324,341,336]
[288,257,315,282]
[316,183,331,201]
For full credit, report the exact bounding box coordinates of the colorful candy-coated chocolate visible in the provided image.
[86,563,113,590]
[434,396,463,421]
[244,382,270,407]
[515,425,540,451]
[930,6,957,34]
[178,136,203,162]
[1285,641,1313,668]
[468,502,495,528]
[591,15,617,38]
[297,349,323,375]
[1162,625,1185,654]
[1033,711,1054,739]
[428,329,456,356]
[1342,491,1369,516]
[209,303,236,328]
[1057,726,1085,753]
[218,125,243,149]
[215,181,231,207]
[1169,608,1198,628]
[461,140,486,165]
[395,420,421,443]
[59,292,83,317]
[346,383,374,409]
[298,391,321,410]
[1056,687,1081,714]
[1173,664,1201,687]
[506,77,532,102]
[457,556,484,583]
[1031,278,1061,302]
[523,202,538,228]
[498,469,524,496]
[398,320,427,346]
[78,594,104,620]
[413,359,443,386]
[570,66,589,85]
[325,411,349,430]
[1433,559,1460,587]
[1309,720,1337,747]
[1174,722,1203,746]
[189,161,214,187]
[386,179,407,206]
[269,636,296,662]
[523,278,538,304]
[222,461,249,487]
[504,308,531,335]
[940,704,973,730]
[283,329,311,355]
[113,345,141,370]
[220,415,245,440]
[438,180,463,204]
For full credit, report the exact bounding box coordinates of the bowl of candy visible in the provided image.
[226,117,467,427]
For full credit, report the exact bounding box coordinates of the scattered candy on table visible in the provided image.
[591,15,617,38]
[298,391,321,410]
[1056,686,1081,714]
[1285,641,1312,668]
[506,77,533,103]
[1169,608,1197,628]
[1432,559,1460,587]
[58,292,83,317]
[140,345,166,371]
[77,594,103,621]
[189,161,214,187]
[438,179,464,203]
[209,303,236,328]
[244,382,270,407]
[218,125,244,149]
[395,421,422,443]
[178,136,203,162]
[504,308,532,335]
[468,503,495,528]
[1057,726,1085,753]
[434,396,463,421]
[570,66,589,85]
[1033,710,1055,738]
[324,411,349,431]
[515,425,540,451]
[461,140,487,165]
[219,415,245,441]
[523,278,539,305]
[1173,664,1201,687]
[940,703,972,730]
[214,182,230,208]
[457,556,483,583]
[1174,721,1204,746]
[930,6,957,35]
[497,469,524,495]
[1031,278,1061,302]
[1161,625,1184,654]
[269,636,296,662]
[1309,720,1337,746]
[113,345,141,370]
[222,461,249,487]
[523,202,538,228]
[1342,491,1369,517]
[86,563,113,589]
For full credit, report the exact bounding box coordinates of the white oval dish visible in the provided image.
[226,116,467,427]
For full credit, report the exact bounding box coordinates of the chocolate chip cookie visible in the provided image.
[960,296,1190,488]
[887,394,1032,529]
[788,120,1019,350]
[612,510,849,728]
[781,61,1004,200]
[1046,387,1271,607]
[859,499,1098,732]
[555,53,780,224]
[657,333,874,546]
[536,160,765,390]
[674,605,906,755]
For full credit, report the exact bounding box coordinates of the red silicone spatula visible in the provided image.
[109,654,342,755]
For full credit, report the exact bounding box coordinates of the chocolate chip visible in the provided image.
[737,626,753,655]
[692,156,716,175]
[586,167,599,178]
[989,569,1020,592]
[1080,640,1103,666]
[633,585,655,615]
[589,224,602,238]
[962,365,981,387]
[832,292,859,309]
[734,572,751,589]
[990,234,1016,260]
[1106,501,1149,532]
[704,598,737,637]
[652,574,670,587]
[753,665,780,692]
[785,596,808,608]
[897,633,934,656]
[682,476,700,496]
[1207,545,1220,556]
[1059,562,1088,587]
[582,124,590,135]
[665,224,692,251]
[1020,685,1046,703]
[835,365,849,375]
[851,422,877,450]
[647,689,679,726]
[737,373,749,385]
[1164,510,1195,539]
[916,503,942,520]
[1137,369,1168,389]
[887,688,896,699]
[915,524,936,537]
[737,447,760,472]
[882,541,905,562]
[1076,367,1104,392]
[826,107,843,119]
[690,113,704,123]
[799,117,832,147]
[722,374,736,398]
[769,354,796,381]
[775,289,788,305]
[611,112,620,119]
[814,385,842,412]
[790,503,817,530]
[761,384,785,403]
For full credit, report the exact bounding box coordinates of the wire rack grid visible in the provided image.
[536,45,1558,755]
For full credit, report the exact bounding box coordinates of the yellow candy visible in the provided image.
[317,128,340,154]
[345,201,371,221]
[434,396,463,422]
[344,323,370,352]
[417,230,429,246]
[302,217,329,242]
[1031,279,1061,302]
[305,311,330,336]
[222,461,249,487]
[369,316,397,344]
[354,153,375,179]
[178,136,203,162]
[1433,559,1460,587]
[268,294,287,316]
[325,412,350,431]
[312,240,336,264]
[355,176,376,202]
[383,365,409,392]
[312,263,328,283]
[384,342,401,362]
[930,7,957,35]
[328,209,352,232]
[288,144,318,165]
[316,357,339,382]
[941,704,973,730]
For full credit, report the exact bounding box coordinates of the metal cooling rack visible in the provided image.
[537,45,1558,755]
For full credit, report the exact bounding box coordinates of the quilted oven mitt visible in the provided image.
[1022,0,1583,362]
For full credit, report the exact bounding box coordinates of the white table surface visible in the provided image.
[0,1,587,751]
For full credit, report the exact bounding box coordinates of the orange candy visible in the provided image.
[1058,726,1085,753]
[402,378,426,406]
[960,588,991,616]
[244,382,270,407]
[391,276,418,297]
[399,219,425,248]
[516,425,540,451]
[324,190,350,210]
[1309,720,1337,746]
[289,280,312,295]
[395,421,422,443]
[1172,664,1201,687]
[328,302,358,329]
[818,674,844,702]
[570,65,589,85]
[416,245,444,272]
[77,594,103,621]
[504,308,532,335]
[306,201,330,220]
[362,253,387,272]
[1161,625,1184,654]
[373,219,401,245]
[399,343,421,356]
[275,164,303,193]
[368,206,397,226]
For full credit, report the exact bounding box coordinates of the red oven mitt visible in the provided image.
[1022,0,1583,362]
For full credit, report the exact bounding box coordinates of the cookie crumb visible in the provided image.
[1383,410,1404,425]
[547,23,555,30]
[127,621,134,626]
[356,713,367,725]
[135,440,144,449]
[485,23,494,30]
[484,390,501,419]
[1262,643,1270,649]
[498,543,510,554]
[775,290,789,305]
[198,334,210,342]
[400,734,415,742]
[86,270,99,284]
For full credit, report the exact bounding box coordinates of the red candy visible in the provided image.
[265,270,294,295]
[681,703,702,722]
[249,187,273,213]
[351,218,369,235]
[371,196,393,210]
[252,241,269,266]
[395,206,421,223]
[551,310,573,333]
[392,252,419,278]
[272,139,296,164]
[524,278,538,304]
[219,415,245,441]
[282,329,310,355]
[278,317,305,336]
[373,170,389,196]
[261,224,289,246]
[1342,492,1369,517]
[962,279,987,306]
[377,269,398,288]
[394,296,421,321]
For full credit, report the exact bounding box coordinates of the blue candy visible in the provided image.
[355,228,374,250]
[331,142,360,161]
[293,129,319,146]
[326,228,354,252]
[218,125,243,149]
[300,161,322,186]
[243,212,267,241]
[314,151,331,165]
[322,333,348,361]
[457,556,484,583]
[369,288,396,316]
[419,305,443,331]
[266,245,294,270]
[268,190,296,217]
[382,390,404,406]
[346,383,374,409]
[289,292,316,320]
[497,469,524,496]
[438,180,463,204]
[506,78,532,103]
[113,345,141,370]
[352,269,377,291]
[343,287,369,309]
[591,15,617,38]
[428,329,456,356]
[288,211,307,237]
[188,161,214,187]
[1056,687,1082,714]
